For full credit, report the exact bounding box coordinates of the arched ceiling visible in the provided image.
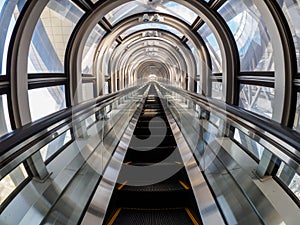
[1,0,299,129]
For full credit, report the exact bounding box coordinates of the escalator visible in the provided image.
[103,85,202,225]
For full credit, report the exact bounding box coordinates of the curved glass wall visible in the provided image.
[0,0,27,75]
[28,85,66,121]
[277,0,300,72]
[294,92,300,131]
[121,23,184,39]
[28,0,84,73]
[82,24,106,75]
[239,84,274,119]
[186,40,201,74]
[211,81,223,100]
[198,24,222,73]
[217,0,274,71]
[105,0,197,26]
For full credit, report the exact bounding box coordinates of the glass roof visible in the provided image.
[218,0,274,72]
[105,0,198,25]
[120,23,184,39]
[278,0,300,72]
[82,24,106,74]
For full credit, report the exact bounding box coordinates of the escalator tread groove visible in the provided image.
[104,84,202,225]
[111,208,197,225]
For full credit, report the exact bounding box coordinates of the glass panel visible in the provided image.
[277,0,300,72]
[40,130,72,161]
[218,0,274,71]
[82,24,105,74]
[0,94,12,137]
[0,0,26,75]
[198,24,222,73]
[276,162,300,200]
[28,85,66,121]
[104,81,109,94]
[0,164,28,205]
[28,0,84,73]
[187,40,201,74]
[82,82,95,101]
[239,84,274,119]
[121,23,183,39]
[161,1,197,25]
[211,81,223,100]
[293,92,300,132]
[233,129,264,160]
[105,0,197,26]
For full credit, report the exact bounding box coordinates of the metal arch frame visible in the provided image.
[261,0,297,126]
[170,0,240,104]
[128,50,179,83]
[136,61,170,79]
[187,29,213,96]
[7,0,50,127]
[127,55,173,78]
[129,50,186,89]
[123,48,180,88]
[115,45,183,90]
[108,31,183,73]
[110,36,193,90]
[108,36,182,89]
[94,13,208,94]
[109,30,197,90]
[6,0,52,181]
[66,0,239,104]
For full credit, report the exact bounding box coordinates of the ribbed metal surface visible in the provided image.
[103,84,202,225]
[112,208,196,225]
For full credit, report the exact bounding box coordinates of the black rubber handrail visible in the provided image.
[164,85,300,164]
[0,86,137,157]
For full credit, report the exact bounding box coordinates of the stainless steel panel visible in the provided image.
[156,85,226,225]
[80,85,150,225]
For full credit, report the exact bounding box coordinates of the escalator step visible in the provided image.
[120,180,186,192]
[108,208,199,225]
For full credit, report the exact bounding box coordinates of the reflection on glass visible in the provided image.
[277,162,300,200]
[0,0,26,75]
[0,94,12,137]
[0,164,28,205]
[82,82,95,101]
[239,84,274,119]
[82,25,105,75]
[211,81,223,100]
[218,0,274,71]
[277,0,300,71]
[105,0,197,26]
[293,92,300,132]
[121,23,183,39]
[40,130,72,162]
[198,25,222,73]
[233,129,264,160]
[187,40,201,74]
[28,85,66,121]
[28,0,84,73]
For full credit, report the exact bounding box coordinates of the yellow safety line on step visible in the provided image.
[179,180,190,190]
[175,161,182,165]
[185,208,200,225]
[117,181,127,190]
[107,208,122,225]
[124,161,132,165]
